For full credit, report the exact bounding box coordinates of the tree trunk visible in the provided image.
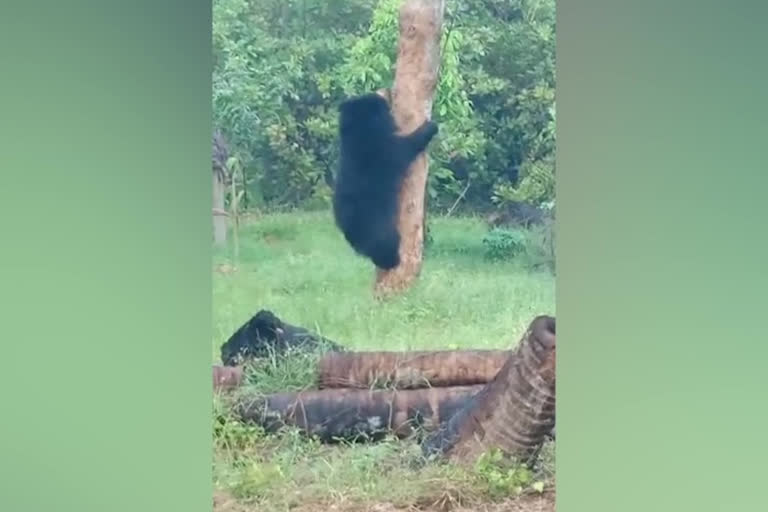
[422,316,556,464]
[212,171,227,246]
[213,365,244,392]
[317,349,510,389]
[234,385,482,443]
[374,0,445,297]
[212,129,229,246]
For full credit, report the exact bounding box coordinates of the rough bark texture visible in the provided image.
[234,385,482,443]
[213,365,244,392]
[374,0,445,297]
[422,316,556,464]
[317,349,510,389]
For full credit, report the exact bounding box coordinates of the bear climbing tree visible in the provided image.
[333,91,439,271]
[374,0,446,297]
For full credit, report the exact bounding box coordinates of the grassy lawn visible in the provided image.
[212,211,555,512]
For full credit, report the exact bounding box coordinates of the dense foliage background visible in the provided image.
[213,0,555,214]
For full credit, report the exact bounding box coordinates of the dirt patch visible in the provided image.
[213,490,554,512]
[415,491,554,512]
[213,491,248,512]
[214,263,238,274]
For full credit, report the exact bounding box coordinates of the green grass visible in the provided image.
[212,211,555,511]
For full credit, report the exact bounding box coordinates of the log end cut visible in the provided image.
[421,315,556,464]
[213,365,244,392]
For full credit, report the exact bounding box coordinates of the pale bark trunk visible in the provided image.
[212,171,227,246]
[374,0,445,297]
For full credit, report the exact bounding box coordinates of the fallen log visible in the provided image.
[220,310,344,366]
[317,349,510,389]
[213,365,244,392]
[422,315,556,464]
[233,385,483,443]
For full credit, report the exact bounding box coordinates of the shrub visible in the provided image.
[482,228,527,261]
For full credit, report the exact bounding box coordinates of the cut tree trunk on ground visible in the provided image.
[422,316,556,464]
[234,385,483,442]
[219,309,345,366]
[213,365,244,392]
[374,0,445,297]
[317,349,510,389]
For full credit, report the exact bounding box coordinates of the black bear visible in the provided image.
[332,92,439,269]
[219,310,344,366]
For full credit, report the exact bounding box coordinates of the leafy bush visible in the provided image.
[472,449,540,499]
[213,0,555,213]
[482,229,527,261]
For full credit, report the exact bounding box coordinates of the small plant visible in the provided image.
[231,461,284,500]
[424,222,434,248]
[213,405,265,455]
[482,228,527,261]
[472,449,535,499]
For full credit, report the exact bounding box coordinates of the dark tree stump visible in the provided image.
[233,385,483,443]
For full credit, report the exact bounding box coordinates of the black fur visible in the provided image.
[220,310,343,366]
[332,93,439,269]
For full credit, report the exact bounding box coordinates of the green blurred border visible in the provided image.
[1,2,212,511]
[2,1,767,511]
[558,1,767,510]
